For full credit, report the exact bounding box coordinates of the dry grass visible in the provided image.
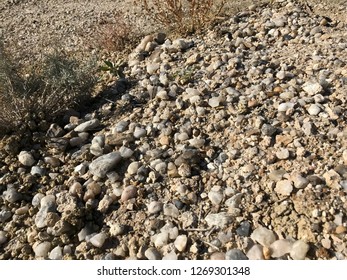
[0,42,97,134]
[134,0,226,35]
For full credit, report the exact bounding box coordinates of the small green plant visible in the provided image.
[99,60,125,79]
[134,0,226,35]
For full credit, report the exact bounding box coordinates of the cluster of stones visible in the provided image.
[0,0,346,260]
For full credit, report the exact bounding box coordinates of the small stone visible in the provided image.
[251,226,276,247]
[127,161,141,175]
[269,169,286,181]
[74,119,100,132]
[270,239,292,258]
[148,201,163,214]
[44,156,60,167]
[208,96,222,108]
[174,235,188,252]
[188,138,205,148]
[277,102,294,112]
[90,233,107,248]
[205,213,232,228]
[336,225,346,234]
[121,186,137,202]
[133,127,147,139]
[49,246,63,260]
[18,151,35,166]
[162,251,178,260]
[3,186,21,203]
[145,247,161,260]
[154,232,169,248]
[172,38,191,50]
[225,249,248,260]
[276,148,290,160]
[246,244,264,260]
[208,190,223,205]
[302,81,323,96]
[275,180,293,196]
[115,120,129,132]
[291,173,309,189]
[89,152,122,178]
[307,104,321,115]
[146,63,160,75]
[31,166,45,176]
[210,252,226,260]
[321,238,331,249]
[34,242,51,258]
[0,231,7,245]
[119,146,134,158]
[290,240,309,260]
[302,121,316,136]
[163,203,179,218]
[261,124,277,136]
[236,221,251,236]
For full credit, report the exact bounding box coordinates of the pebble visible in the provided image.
[90,232,107,248]
[89,152,122,178]
[291,173,309,189]
[163,203,179,218]
[3,186,21,203]
[270,239,292,258]
[307,104,321,115]
[74,119,100,132]
[276,148,290,160]
[246,244,264,260]
[121,186,137,202]
[0,231,7,245]
[31,166,45,176]
[251,226,276,247]
[236,221,251,236]
[277,102,294,112]
[115,121,129,132]
[127,161,141,175]
[49,246,63,260]
[290,240,309,260]
[34,242,51,258]
[302,81,323,96]
[275,180,293,196]
[205,213,232,228]
[133,127,147,138]
[162,251,178,260]
[208,190,224,205]
[174,235,188,252]
[145,247,161,260]
[153,232,169,248]
[225,249,248,260]
[210,252,226,260]
[18,151,35,166]
[148,201,163,214]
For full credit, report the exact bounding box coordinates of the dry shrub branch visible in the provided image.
[135,0,226,35]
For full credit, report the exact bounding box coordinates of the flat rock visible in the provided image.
[89,152,122,178]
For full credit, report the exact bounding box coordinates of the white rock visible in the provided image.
[119,146,134,158]
[275,180,293,196]
[133,127,147,138]
[145,247,161,260]
[276,148,289,159]
[291,173,309,189]
[127,161,141,175]
[290,240,309,260]
[74,119,100,132]
[302,81,323,96]
[174,235,188,252]
[270,239,292,258]
[90,233,107,248]
[146,63,160,75]
[121,186,137,202]
[277,102,294,112]
[163,203,179,218]
[154,232,169,248]
[18,151,35,166]
[208,97,221,107]
[307,104,321,115]
[205,213,232,228]
[49,246,63,260]
[34,242,51,258]
[148,201,163,214]
[251,226,276,247]
[189,138,205,148]
[162,251,178,260]
[208,190,223,205]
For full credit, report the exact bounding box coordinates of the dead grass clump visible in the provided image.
[135,0,226,35]
[0,43,97,134]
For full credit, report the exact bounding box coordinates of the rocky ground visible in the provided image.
[0,0,347,260]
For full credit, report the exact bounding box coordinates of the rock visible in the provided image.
[89,152,122,178]
[205,213,232,228]
[174,235,188,252]
[291,173,309,189]
[74,119,100,132]
[208,190,223,205]
[133,127,147,138]
[0,231,7,245]
[90,135,105,156]
[290,240,309,260]
[148,201,163,214]
[246,244,264,260]
[162,251,178,260]
[172,38,191,50]
[210,252,226,260]
[121,186,137,202]
[270,239,292,258]
[261,124,277,136]
[31,166,45,176]
[276,148,290,160]
[278,102,294,112]
[153,232,169,248]
[225,249,248,260]
[163,203,179,218]
[307,104,321,115]
[236,221,251,236]
[3,185,21,203]
[251,226,276,247]
[0,210,11,223]
[34,242,51,258]
[49,246,63,260]
[302,82,323,96]
[145,247,161,260]
[18,151,35,166]
[119,146,134,158]
[90,233,107,248]
[275,180,293,196]
[127,161,141,175]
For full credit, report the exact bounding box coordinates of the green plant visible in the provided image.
[134,0,226,35]
[99,60,125,79]
[0,43,97,133]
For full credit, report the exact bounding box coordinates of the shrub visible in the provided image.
[0,43,97,133]
[134,0,226,35]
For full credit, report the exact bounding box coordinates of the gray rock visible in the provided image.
[246,244,264,260]
[34,242,51,258]
[302,81,323,96]
[225,249,248,260]
[276,148,289,160]
[31,166,45,176]
[74,119,100,132]
[261,124,277,136]
[145,247,161,260]
[3,185,21,203]
[236,221,251,236]
[49,246,63,260]
[115,120,129,133]
[0,210,11,223]
[133,127,147,138]
[275,180,293,196]
[163,203,179,218]
[270,239,292,258]
[89,152,122,178]
[127,161,141,175]
[121,186,137,202]
[174,235,188,252]
[208,190,223,205]
[148,201,163,214]
[90,232,107,248]
[0,231,7,245]
[307,104,321,115]
[291,173,309,189]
